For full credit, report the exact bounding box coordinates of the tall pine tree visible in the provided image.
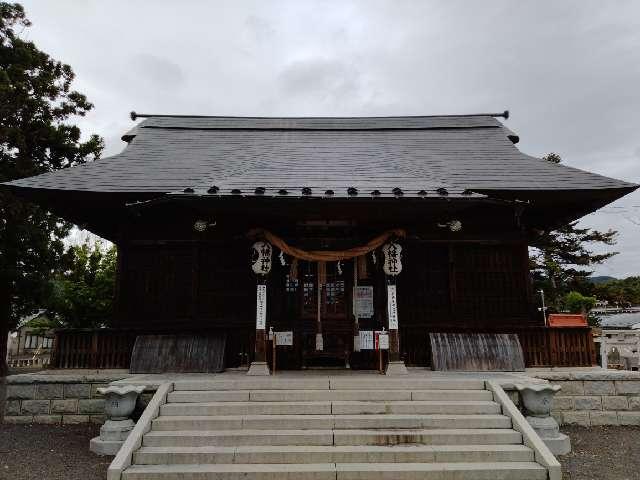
[529,153,618,307]
[0,3,103,375]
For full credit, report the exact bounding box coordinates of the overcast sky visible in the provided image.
[20,0,640,277]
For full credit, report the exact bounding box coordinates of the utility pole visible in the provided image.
[538,289,548,326]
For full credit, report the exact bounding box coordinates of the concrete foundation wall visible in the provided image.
[2,371,130,424]
[530,370,640,427]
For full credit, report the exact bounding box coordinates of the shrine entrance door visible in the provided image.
[296,261,352,367]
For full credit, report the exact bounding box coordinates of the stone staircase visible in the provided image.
[120,377,550,479]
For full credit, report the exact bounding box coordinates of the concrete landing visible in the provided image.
[110,367,549,391]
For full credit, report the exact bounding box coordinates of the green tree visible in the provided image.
[529,154,618,308]
[591,276,640,306]
[562,291,598,326]
[0,3,104,375]
[47,242,116,328]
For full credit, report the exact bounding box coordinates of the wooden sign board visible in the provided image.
[359,330,374,350]
[376,333,389,350]
[387,285,398,329]
[275,331,293,346]
[355,286,374,318]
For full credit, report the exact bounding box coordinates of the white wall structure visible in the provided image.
[594,329,640,370]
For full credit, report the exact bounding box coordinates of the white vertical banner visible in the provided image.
[256,284,267,330]
[387,284,398,330]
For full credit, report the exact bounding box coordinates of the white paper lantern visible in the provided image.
[251,241,272,275]
[382,242,402,276]
[448,220,462,232]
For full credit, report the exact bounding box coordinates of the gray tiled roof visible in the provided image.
[4,115,636,199]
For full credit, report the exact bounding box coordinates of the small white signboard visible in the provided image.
[377,333,389,350]
[256,284,267,330]
[387,285,398,330]
[275,331,293,346]
[354,286,374,318]
[359,330,374,350]
[353,335,361,352]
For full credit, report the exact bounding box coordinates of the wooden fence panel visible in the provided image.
[401,325,595,368]
[53,330,138,369]
[52,325,596,370]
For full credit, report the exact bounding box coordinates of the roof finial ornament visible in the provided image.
[503,110,510,119]
[130,111,137,121]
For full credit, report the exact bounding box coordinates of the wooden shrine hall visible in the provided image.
[3,112,637,374]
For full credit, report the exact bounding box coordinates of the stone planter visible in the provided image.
[100,385,146,420]
[515,383,571,456]
[90,385,146,456]
[516,383,561,417]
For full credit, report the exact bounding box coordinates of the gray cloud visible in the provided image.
[128,53,185,90]
[19,0,640,276]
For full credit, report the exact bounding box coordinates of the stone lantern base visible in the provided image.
[385,361,409,376]
[90,419,135,456]
[247,361,270,376]
[526,415,571,455]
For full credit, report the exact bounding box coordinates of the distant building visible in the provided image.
[6,311,55,369]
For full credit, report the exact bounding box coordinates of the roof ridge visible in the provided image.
[130,111,510,121]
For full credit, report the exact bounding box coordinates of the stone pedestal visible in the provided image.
[90,419,135,455]
[515,383,571,455]
[247,361,270,376]
[385,360,409,376]
[89,385,146,456]
[526,415,571,455]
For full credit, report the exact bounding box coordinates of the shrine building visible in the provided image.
[3,112,637,374]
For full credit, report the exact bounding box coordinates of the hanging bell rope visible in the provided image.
[247,228,406,262]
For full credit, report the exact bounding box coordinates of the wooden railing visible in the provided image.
[51,325,596,370]
[401,325,597,368]
[52,329,138,369]
[51,328,256,370]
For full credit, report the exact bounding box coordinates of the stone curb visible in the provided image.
[486,380,561,480]
[6,373,131,385]
[107,382,174,480]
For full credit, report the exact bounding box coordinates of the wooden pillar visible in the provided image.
[382,241,408,376]
[248,239,273,376]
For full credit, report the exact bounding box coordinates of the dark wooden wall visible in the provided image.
[116,238,536,332]
[398,242,534,330]
[116,241,254,331]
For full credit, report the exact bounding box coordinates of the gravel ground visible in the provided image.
[0,424,109,480]
[561,426,640,480]
[0,424,638,479]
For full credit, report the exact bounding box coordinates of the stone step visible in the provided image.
[167,389,493,403]
[160,400,501,417]
[142,429,523,447]
[133,444,534,465]
[122,462,547,480]
[330,378,486,391]
[172,378,485,392]
[152,414,512,431]
[332,400,501,415]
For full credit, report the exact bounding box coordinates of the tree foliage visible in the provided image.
[583,276,640,307]
[0,2,104,375]
[529,154,619,308]
[47,242,116,328]
[561,290,598,326]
